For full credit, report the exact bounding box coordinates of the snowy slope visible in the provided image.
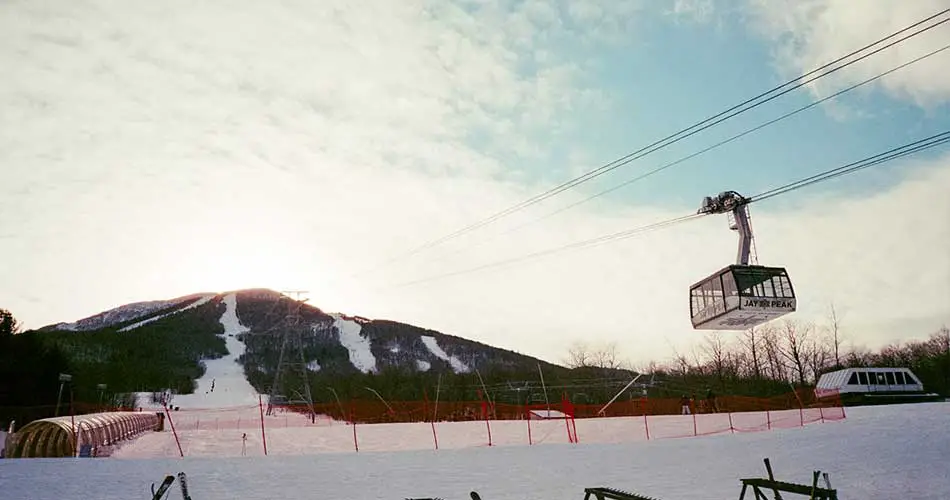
[47,295,204,331]
[9,403,949,499]
[330,313,377,374]
[161,293,261,409]
[117,294,216,332]
[421,335,470,373]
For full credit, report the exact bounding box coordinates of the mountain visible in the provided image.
[31,289,579,407]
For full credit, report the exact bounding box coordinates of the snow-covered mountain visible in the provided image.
[40,292,217,332]
[35,289,567,405]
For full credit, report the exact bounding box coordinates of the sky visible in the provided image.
[1,0,949,368]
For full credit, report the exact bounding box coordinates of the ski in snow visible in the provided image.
[178,472,193,500]
[151,475,175,500]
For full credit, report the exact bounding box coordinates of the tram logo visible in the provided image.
[742,298,795,310]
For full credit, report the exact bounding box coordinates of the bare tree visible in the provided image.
[564,340,632,371]
[760,325,788,382]
[778,319,814,386]
[806,334,831,384]
[564,341,592,368]
[592,341,626,370]
[738,326,763,379]
[828,302,844,369]
[702,332,728,389]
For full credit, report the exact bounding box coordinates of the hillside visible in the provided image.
[32,289,577,407]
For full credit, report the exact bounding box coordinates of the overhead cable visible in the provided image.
[383,130,950,289]
[421,41,950,265]
[358,8,950,272]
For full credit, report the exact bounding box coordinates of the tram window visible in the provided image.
[782,275,794,298]
[702,280,714,306]
[885,372,895,385]
[711,274,724,302]
[894,372,905,384]
[876,372,886,384]
[858,372,868,384]
[904,372,918,384]
[722,271,738,297]
[847,372,858,385]
[690,290,703,315]
[772,275,791,298]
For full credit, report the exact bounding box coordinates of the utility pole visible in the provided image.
[55,373,72,417]
[266,291,317,422]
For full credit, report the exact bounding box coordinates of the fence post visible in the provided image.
[350,402,359,453]
[424,389,438,450]
[728,412,735,434]
[258,395,268,456]
[643,413,650,440]
[526,405,533,445]
[481,399,493,447]
[163,405,184,458]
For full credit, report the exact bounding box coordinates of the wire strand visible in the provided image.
[416,41,950,266]
[380,131,950,289]
[356,9,950,272]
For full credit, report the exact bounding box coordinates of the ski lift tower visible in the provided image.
[265,291,317,422]
[688,191,797,330]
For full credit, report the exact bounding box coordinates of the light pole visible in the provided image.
[97,384,107,412]
[55,373,72,417]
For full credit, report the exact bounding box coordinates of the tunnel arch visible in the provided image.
[6,411,160,458]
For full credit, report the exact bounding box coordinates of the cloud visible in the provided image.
[1,0,948,371]
[743,0,950,110]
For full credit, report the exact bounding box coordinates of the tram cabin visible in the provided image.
[814,367,943,406]
[689,264,796,330]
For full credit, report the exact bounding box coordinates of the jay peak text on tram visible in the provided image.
[744,298,794,309]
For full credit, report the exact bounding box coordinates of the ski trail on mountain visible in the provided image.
[169,293,261,408]
[118,294,216,332]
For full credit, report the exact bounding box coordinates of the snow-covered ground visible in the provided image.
[2,402,947,499]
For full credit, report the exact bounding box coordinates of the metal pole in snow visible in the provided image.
[599,373,642,416]
[164,404,184,458]
[258,395,268,456]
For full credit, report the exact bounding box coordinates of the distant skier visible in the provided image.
[211,379,216,392]
[241,433,247,456]
[680,395,691,415]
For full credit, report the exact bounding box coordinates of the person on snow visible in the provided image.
[680,395,691,415]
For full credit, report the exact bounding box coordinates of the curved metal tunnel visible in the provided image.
[5,411,160,458]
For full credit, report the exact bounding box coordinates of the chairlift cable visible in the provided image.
[353,9,950,274]
[390,31,950,270]
[380,131,950,290]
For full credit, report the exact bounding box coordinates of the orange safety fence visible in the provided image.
[2,389,846,458]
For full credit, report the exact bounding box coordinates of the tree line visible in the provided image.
[562,305,949,398]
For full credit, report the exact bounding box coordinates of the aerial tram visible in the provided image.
[689,191,796,330]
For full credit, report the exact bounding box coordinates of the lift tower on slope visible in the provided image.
[688,191,797,330]
[265,291,316,422]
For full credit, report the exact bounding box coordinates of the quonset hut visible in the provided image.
[814,367,943,406]
[4,411,160,458]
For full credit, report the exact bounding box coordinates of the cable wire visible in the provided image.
[357,8,950,272]
[418,41,950,266]
[385,214,705,289]
[382,130,950,289]
[750,131,950,203]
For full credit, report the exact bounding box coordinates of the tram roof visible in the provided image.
[689,264,791,290]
